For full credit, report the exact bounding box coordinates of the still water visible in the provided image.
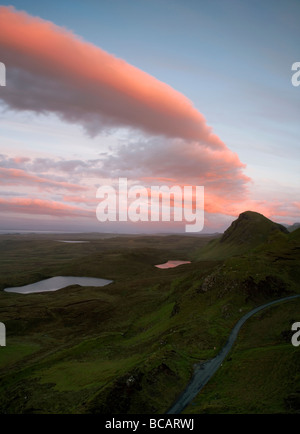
[155,260,191,269]
[4,276,113,294]
[56,240,90,244]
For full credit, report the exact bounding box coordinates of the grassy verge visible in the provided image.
[183,299,300,414]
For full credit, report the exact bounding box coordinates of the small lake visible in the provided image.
[155,260,191,269]
[56,240,90,244]
[4,276,113,294]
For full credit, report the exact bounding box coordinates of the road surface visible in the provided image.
[167,294,300,414]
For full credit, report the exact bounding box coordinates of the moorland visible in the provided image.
[0,211,299,414]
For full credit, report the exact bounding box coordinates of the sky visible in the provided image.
[0,0,299,233]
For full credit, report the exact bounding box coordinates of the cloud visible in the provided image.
[0,5,224,147]
[99,137,250,203]
[0,197,93,219]
[62,195,99,206]
[0,167,87,192]
[0,150,298,227]
[0,7,258,227]
[1,148,250,220]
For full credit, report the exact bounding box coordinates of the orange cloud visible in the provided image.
[99,138,250,204]
[0,7,260,228]
[0,197,93,218]
[0,5,223,147]
[293,202,300,211]
[62,195,98,205]
[0,167,87,192]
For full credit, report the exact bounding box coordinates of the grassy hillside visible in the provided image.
[183,298,300,414]
[287,223,300,232]
[0,216,299,414]
[195,211,289,260]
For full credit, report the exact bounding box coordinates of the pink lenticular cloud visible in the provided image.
[0,6,259,230]
[0,5,225,147]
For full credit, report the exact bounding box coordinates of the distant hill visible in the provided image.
[287,223,300,232]
[196,211,289,260]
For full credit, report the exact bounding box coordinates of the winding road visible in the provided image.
[167,294,300,414]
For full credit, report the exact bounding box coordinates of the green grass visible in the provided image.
[183,299,300,414]
[38,354,143,392]
[0,223,299,414]
[195,211,289,261]
[0,341,40,369]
